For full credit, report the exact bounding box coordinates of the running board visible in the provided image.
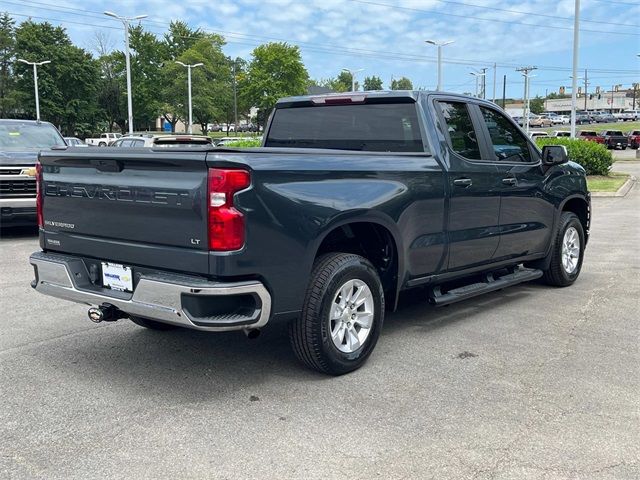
[428,267,543,307]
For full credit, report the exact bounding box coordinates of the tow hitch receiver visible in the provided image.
[87,304,125,323]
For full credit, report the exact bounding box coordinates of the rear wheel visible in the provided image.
[289,253,385,375]
[542,212,585,287]
[130,316,178,331]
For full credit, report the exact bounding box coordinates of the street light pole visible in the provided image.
[517,66,537,135]
[569,0,580,138]
[425,40,454,91]
[104,11,147,135]
[342,68,364,92]
[176,62,203,134]
[17,59,50,121]
[470,70,486,98]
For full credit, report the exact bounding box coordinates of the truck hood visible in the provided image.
[0,150,39,166]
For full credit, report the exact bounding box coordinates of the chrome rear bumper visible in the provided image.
[30,251,271,332]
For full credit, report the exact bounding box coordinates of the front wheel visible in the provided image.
[289,253,385,375]
[542,212,585,287]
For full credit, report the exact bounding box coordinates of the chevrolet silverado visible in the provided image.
[30,91,590,375]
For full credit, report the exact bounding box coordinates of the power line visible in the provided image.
[5,9,639,76]
[343,0,639,35]
[345,0,639,28]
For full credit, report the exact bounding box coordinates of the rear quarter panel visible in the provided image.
[206,151,445,316]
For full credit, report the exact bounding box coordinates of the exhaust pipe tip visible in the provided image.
[244,328,261,339]
[88,307,104,323]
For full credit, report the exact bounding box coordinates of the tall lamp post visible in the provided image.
[175,61,203,134]
[17,59,50,121]
[470,70,486,98]
[341,68,364,92]
[425,40,454,91]
[104,11,147,135]
[569,0,580,138]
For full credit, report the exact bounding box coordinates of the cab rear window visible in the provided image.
[265,103,425,152]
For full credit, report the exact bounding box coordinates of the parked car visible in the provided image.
[207,124,223,132]
[627,130,640,149]
[0,119,66,226]
[598,130,628,149]
[576,113,592,125]
[541,113,563,125]
[556,115,570,125]
[551,130,571,137]
[85,132,122,146]
[528,114,552,128]
[577,130,604,144]
[64,137,87,147]
[613,111,634,121]
[622,110,640,121]
[111,135,213,148]
[214,136,246,146]
[529,131,549,139]
[30,91,590,375]
[593,112,617,123]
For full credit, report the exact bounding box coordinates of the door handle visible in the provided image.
[502,177,517,186]
[453,178,473,187]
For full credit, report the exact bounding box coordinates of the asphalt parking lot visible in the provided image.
[1,163,639,480]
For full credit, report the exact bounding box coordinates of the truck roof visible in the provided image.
[275,90,498,109]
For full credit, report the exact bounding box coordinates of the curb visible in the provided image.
[591,175,637,198]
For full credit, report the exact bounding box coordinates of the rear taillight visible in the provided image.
[36,161,43,228]
[207,168,250,251]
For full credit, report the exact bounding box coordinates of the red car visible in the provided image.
[577,130,605,144]
[627,130,640,149]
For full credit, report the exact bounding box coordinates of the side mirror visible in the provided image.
[541,145,568,166]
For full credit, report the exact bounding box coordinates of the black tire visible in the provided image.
[542,212,585,287]
[98,142,106,147]
[130,316,178,331]
[289,253,385,375]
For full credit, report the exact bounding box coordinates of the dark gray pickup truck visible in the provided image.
[30,91,590,375]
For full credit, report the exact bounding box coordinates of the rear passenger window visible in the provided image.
[480,107,532,163]
[436,101,481,160]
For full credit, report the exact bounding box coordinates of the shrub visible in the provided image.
[535,137,612,176]
[223,138,262,147]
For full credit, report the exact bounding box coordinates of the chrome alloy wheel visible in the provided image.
[562,226,580,274]
[329,279,374,353]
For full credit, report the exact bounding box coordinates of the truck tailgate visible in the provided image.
[39,148,211,274]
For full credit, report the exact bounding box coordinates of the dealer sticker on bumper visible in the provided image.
[101,262,133,292]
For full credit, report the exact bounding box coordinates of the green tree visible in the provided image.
[0,12,16,117]
[160,21,207,132]
[164,35,233,134]
[126,25,165,131]
[321,71,353,92]
[391,77,413,90]
[363,75,383,91]
[241,42,308,126]
[14,20,100,134]
[530,95,544,114]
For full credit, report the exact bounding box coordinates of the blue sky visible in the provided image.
[5,0,639,100]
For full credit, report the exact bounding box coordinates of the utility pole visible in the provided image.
[583,69,589,111]
[104,11,148,134]
[425,39,455,91]
[569,0,580,138]
[517,66,537,135]
[502,75,506,108]
[17,59,50,121]
[480,67,487,100]
[492,63,497,103]
[342,67,364,92]
[175,61,203,134]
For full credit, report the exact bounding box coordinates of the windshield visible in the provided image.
[0,122,65,150]
[609,131,623,136]
[265,103,425,152]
